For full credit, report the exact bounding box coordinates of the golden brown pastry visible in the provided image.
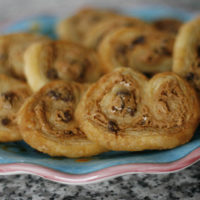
[0,33,50,79]
[83,15,147,50]
[24,40,102,92]
[98,27,175,74]
[56,8,118,43]
[0,74,31,142]
[173,17,200,96]
[76,68,200,151]
[17,80,106,157]
[153,18,182,35]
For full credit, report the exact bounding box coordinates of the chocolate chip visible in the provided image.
[112,106,117,111]
[129,36,145,48]
[1,118,11,126]
[120,98,125,110]
[47,90,61,100]
[75,127,85,135]
[57,110,73,123]
[116,91,131,110]
[161,46,172,56]
[126,107,136,116]
[64,130,74,135]
[197,46,200,57]
[143,73,152,78]
[139,120,145,125]
[63,110,73,122]
[132,36,145,44]
[46,68,58,79]
[1,92,16,104]
[139,115,148,126]
[62,92,74,102]
[116,90,131,96]
[172,89,178,96]
[186,72,194,81]
[47,90,74,102]
[108,120,119,133]
[161,91,167,96]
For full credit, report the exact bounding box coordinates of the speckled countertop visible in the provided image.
[0,0,200,199]
[0,162,199,200]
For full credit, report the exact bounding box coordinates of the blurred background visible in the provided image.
[0,0,199,35]
[0,0,199,22]
[0,1,199,200]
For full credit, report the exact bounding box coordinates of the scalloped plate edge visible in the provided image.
[0,147,199,185]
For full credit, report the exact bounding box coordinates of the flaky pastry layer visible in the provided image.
[0,74,31,141]
[83,15,147,50]
[0,33,50,79]
[17,81,106,157]
[56,8,118,43]
[76,68,200,151]
[173,17,200,96]
[98,27,175,74]
[24,40,103,92]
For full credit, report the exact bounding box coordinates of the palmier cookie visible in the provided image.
[0,33,50,79]
[17,81,106,157]
[153,18,182,35]
[56,8,118,43]
[173,17,200,96]
[24,40,102,92]
[75,68,200,151]
[83,16,147,50]
[0,74,31,142]
[98,27,175,74]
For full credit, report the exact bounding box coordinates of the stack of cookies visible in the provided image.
[0,8,199,158]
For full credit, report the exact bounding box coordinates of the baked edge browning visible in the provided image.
[75,68,200,151]
[17,80,107,157]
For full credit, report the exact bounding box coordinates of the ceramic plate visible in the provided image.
[0,6,199,185]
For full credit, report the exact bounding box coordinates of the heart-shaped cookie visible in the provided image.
[76,68,200,151]
[173,17,200,96]
[56,8,118,44]
[24,40,103,92]
[0,33,50,79]
[98,27,175,74]
[0,74,31,142]
[17,80,106,157]
[83,15,147,50]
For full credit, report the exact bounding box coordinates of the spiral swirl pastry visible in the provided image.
[173,17,200,96]
[76,68,200,151]
[17,80,106,157]
[0,33,50,79]
[153,18,182,35]
[0,74,31,142]
[56,8,118,43]
[98,27,175,74]
[24,40,102,92]
[83,16,147,50]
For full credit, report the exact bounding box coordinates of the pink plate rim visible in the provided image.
[0,147,199,185]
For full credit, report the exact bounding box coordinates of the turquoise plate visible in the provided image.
[0,6,199,184]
